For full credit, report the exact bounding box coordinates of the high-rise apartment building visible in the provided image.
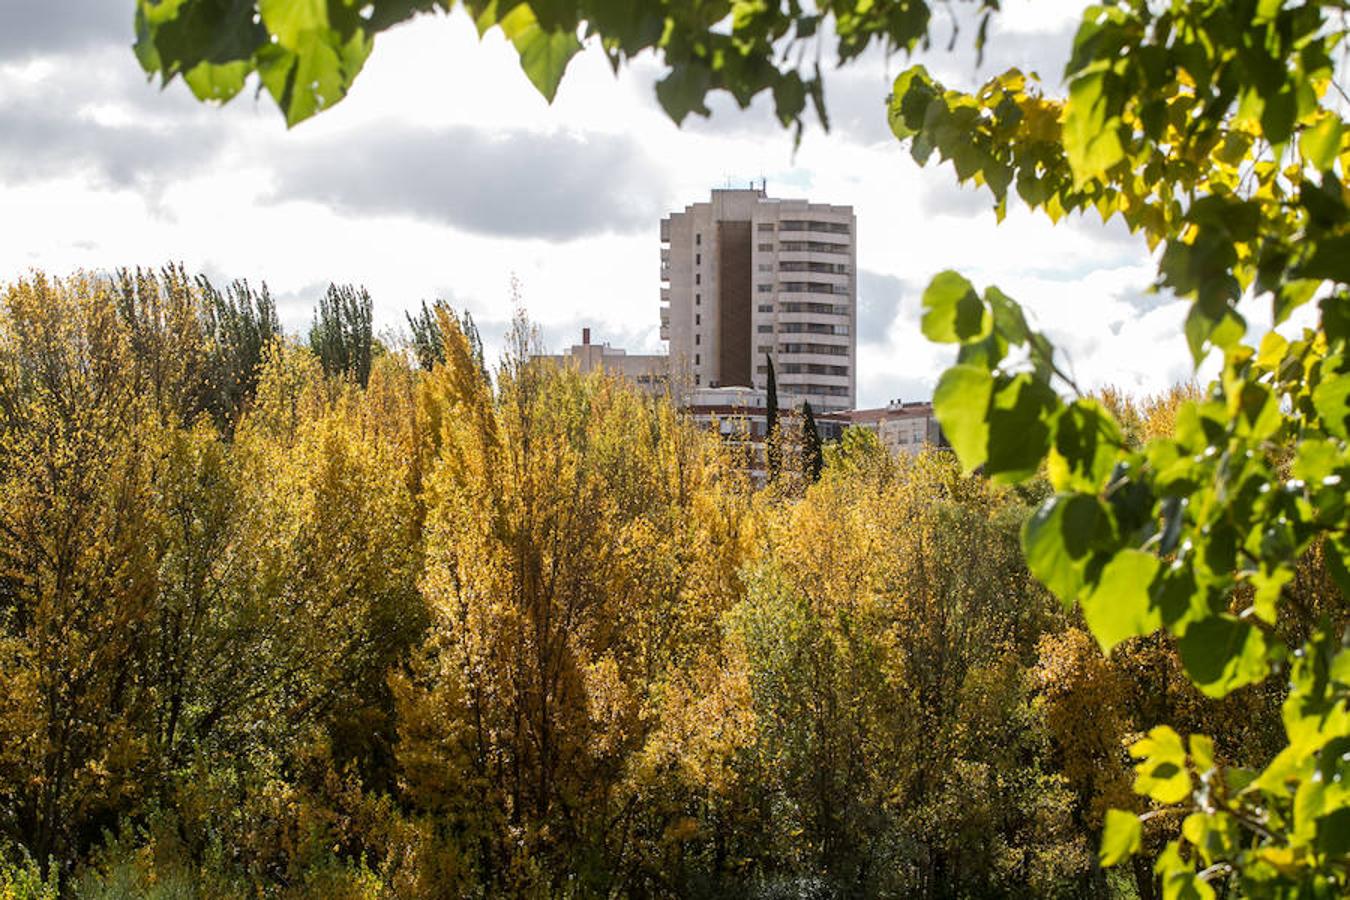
[660,187,857,412]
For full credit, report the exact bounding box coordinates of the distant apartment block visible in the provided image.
[661,187,857,412]
[838,400,946,456]
[680,387,942,482]
[535,328,668,395]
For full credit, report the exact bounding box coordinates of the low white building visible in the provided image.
[535,328,668,396]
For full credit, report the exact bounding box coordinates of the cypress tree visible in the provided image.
[765,353,780,478]
[801,401,823,483]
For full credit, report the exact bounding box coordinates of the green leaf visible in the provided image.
[985,374,1058,482]
[498,4,582,103]
[1064,70,1124,186]
[1292,438,1342,484]
[985,286,1030,346]
[1048,399,1123,491]
[1156,850,1217,900]
[921,271,989,344]
[887,65,934,140]
[932,364,994,473]
[1131,726,1192,805]
[1303,116,1344,171]
[140,0,267,76]
[1176,615,1271,698]
[1082,549,1161,653]
[260,0,326,48]
[655,63,712,124]
[1184,303,1245,367]
[1313,363,1350,440]
[1261,88,1297,146]
[1100,809,1142,867]
[183,59,250,102]
[1298,234,1350,283]
[1022,493,1110,603]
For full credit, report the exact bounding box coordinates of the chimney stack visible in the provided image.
[582,327,591,345]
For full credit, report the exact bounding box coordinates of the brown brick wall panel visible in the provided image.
[717,220,752,387]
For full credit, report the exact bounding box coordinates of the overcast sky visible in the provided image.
[0,0,1247,405]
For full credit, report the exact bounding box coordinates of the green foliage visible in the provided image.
[799,400,822,483]
[405,298,487,389]
[0,845,58,899]
[309,282,373,386]
[133,0,1001,133]
[764,351,780,479]
[1100,809,1142,868]
[195,274,280,431]
[405,299,447,371]
[910,0,1350,886]
[928,265,1350,892]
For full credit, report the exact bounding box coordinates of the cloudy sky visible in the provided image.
[0,0,1240,405]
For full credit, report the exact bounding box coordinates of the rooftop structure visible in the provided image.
[533,328,668,396]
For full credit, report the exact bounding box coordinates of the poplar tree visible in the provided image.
[308,283,373,386]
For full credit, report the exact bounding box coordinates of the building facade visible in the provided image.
[837,401,945,456]
[535,328,669,395]
[661,187,857,412]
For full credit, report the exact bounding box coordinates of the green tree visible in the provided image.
[799,401,823,484]
[764,352,780,480]
[195,274,280,431]
[309,283,374,387]
[405,298,486,380]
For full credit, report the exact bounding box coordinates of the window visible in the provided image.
[781,363,849,376]
[695,374,701,384]
[695,313,701,325]
[696,253,701,265]
[695,273,701,285]
[757,284,773,293]
[695,334,701,345]
[779,241,848,254]
[757,325,773,333]
[695,353,701,365]
[758,263,773,272]
[696,233,701,245]
[695,293,701,305]
[758,304,773,313]
[758,243,774,252]
[781,302,848,315]
[758,345,772,354]
[757,222,775,232]
[779,219,851,235]
[780,281,843,295]
[780,342,849,356]
[780,261,849,274]
[779,322,850,335]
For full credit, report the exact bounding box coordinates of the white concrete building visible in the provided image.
[840,400,945,455]
[535,328,668,396]
[661,187,857,412]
